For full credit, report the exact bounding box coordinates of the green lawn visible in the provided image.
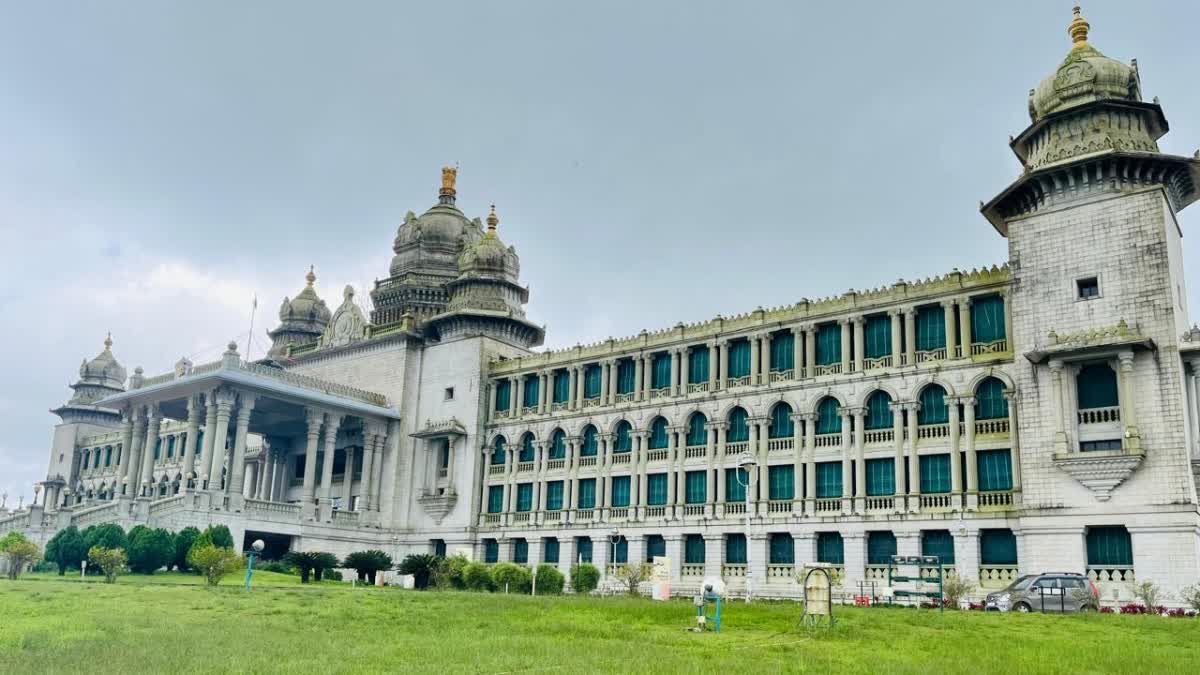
[1,578,1197,674]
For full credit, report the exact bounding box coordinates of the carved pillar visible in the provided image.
[903,307,917,366]
[634,357,645,402]
[718,340,729,390]
[852,317,865,373]
[889,309,902,364]
[891,402,905,498]
[707,341,718,390]
[139,405,162,496]
[1049,360,1069,454]
[317,413,342,514]
[228,394,257,499]
[963,396,978,495]
[208,390,235,491]
[838,409,852,509]
[749,334,761,385]
[515,376,525,416]
[116,410,135,496]
[949,397,962,494]
[943,300,958,359]
[670,350,681,396]
[359,427,378,510]
[906,403,921,501]
[1005,391,1022,490]
[600,360,611,404]
[839,319,851,373]
[803,413,816,508]
[1117,351,1140,450]
[958,296,973,357]
[852,408,865,505]
[804,326,817,378]
[300,408,323,507]
[182,396,201,488]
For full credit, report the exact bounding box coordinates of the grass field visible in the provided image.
[2,577,1198,674]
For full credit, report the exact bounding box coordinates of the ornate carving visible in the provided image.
[321,286,370,348]
[1052,452,1143,501]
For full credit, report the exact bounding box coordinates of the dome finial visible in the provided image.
[103,332,113,351]
[486,204,498,235]
[305,265,316,287]
[439,165,458,205]
[1069,6,1090,48]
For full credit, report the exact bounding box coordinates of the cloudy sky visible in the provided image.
[2,1,1198,503]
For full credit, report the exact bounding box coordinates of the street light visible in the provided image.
[608,528,622,578]
[244,539,265,590]
[734,451,757,603]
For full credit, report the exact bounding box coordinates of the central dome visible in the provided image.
[1028,7,1140,122]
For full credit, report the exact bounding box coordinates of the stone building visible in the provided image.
[5,8,1200,603]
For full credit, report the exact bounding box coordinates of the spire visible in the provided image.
[1069,6,1090,48]
[486,204,498,235]
[305,265,316,287]
[439,165,458,205]
[103,332,113,352]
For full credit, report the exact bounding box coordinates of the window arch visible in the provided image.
[864,391,894,430]
[614,421,633,453]
[815,398,841,435]
[491,436,507,465]
[686,413,707,447]
[648,417,670,450]
[549,429,567,460]
[974,377,1008,420]
[1077,364,1119,410]
[768,402,793,439]
[519,432,536,462]
[580,425,598,457]
[917,384,949,425]
[727,407,749,443]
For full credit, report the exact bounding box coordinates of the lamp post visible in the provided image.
[244,539,265,590]
[735,451,757,603]
[608,528,621,578]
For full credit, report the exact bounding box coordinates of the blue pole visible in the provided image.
[244,551,255,590]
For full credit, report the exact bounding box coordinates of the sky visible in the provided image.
[1,1,1198,504]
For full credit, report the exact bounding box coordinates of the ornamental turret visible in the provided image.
[268,267,331,356]
[66,333,126,406]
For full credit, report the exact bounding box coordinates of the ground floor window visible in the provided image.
[725,534,747,564]
[817,532,844,565]
[867,531,896,565]
[769,533,794,564]
[484,539,498,564]
[575,537,593,564]
[1086,526,1132,566]
[431,539,446,557]
[646,535,666,562]
[513,538,528,564]
[979,529,1017,565]
[685,534,705,564]
[921,530,955,565]
[543,538,560,564]
[612,536,628,564]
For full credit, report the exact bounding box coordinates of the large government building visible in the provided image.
[5,8,1200,603]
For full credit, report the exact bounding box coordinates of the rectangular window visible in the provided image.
[769,533,794,564]
[685,534,705,564]
[444,387,455,401]
[725,534,747,564]
[1086,526,1132,566]
[815,461,843,498]
[971,294,1006,344]
[516,483,534,512]
[976,449,1013,492]
[651,352,671,389]
[725,468,748,503]
[552,371,570,403]
[484,539,499,563]
[864,314,891,359]
[921,530,955,564]
[919,454,951,494]
[770,331,794,372]
[688,347,709,384]
[727,340,751,378]
[867,531,897,565]
[487,486,504,514]
[815,323,841,366]
[576,537,593,564]
[513,538,528,564]
[1080,439,1123,452]
[616,359,636,394]
[523,376,539,408]
[577,478,596,509]
[583,364,602,399]
[440,441,450,469]
[543,538,560,563]
[647,474,669,506]
[613,537,628,564]
[611,476,631,507]
[979,529,1018,566]
[294,455,306,480]
[865,458,895,496]
[545,481,564,511]
[646,535,666,562]
[1077,277,1099,300]
[767,465,794,501]
[685,471,706,504]
[816,532,844,565]
[494,380,511,412]
[915,305,946,352]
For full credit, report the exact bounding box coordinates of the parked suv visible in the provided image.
[984,573,1100,613]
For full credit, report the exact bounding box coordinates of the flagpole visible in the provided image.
[245,294,258,361]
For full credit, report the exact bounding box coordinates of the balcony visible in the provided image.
[543,510,562,523]
[766,564,795,580]
[724,502,747,515]
[727,375,751,389]
[915,348,946,364]
[615,392,636,404]
[814,363,841,377]
[482,513,501,526]
[767,438,794,453]
[546,459,566,471]
[578,456,598,468]
[686,382,708,394]
[512,512,532,524]
[864,429,894,445]
[766,500,792,515]
[644,506,668,518]
[863,355,892,371]
[646,449,669,463]
[725,441,749,454]
[581,398,601,409]
[682,564,705,577]
[648,387,671,400]
[977,490,1017,510]
[863,496,895,512]
[574,509,594,522]
[683,445,707,459]
[494,409,511,420]
[769,369,794,383]
[813,498,841,514]
[612,453,632,465]
[682,504,706,517]
[917,423,950,441]
[813,433,840,448]
[607,507,629,520]
[1078,406,1120,425]
[722,564,746,578]
[550,402,568,412]
[517,461,535,473]
[971,339,1009,356]
[919,494,954,511]
[521,405,537,416]
[488,464,505,476]
[975,419,1010,436]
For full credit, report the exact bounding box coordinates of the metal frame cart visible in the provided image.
[887,555,944,612]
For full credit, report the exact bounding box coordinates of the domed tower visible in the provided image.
[59,333,127,411]
[426,205,544,347]
[370,167,485,326]
[268,267,331,356]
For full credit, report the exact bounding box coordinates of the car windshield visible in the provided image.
[1007,575,1036,591]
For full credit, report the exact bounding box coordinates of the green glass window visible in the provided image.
[194,431,202,458]
[646,535,666,562]
[1077,364,1119,410]
[915,305,946,352]
[920,530,955,564]
[495,380,511,412]
[688,347,709,384]
[611,476,631,507]
[815,398,842,434]
[685,534,705,564]
[867,531,897,565]
[484,539,499,563]
[614,422,632,453]
[864,314,891,359]
[613,536,628,564]
[770,331,794,371]
[725,468,748,503]
[166,436,175,458]
[769,533,794,564]
[647,474,669,506]
[543,538,560,563]
[616,359,636,394]
[549,430,566,460]
[918,385,949,424]
[975,377,1008,420]
[576,537,593,564]
[865,391,893,430]
[513,538,528,564]
[686,413,707,446]
[815,323,841,365]
[546,481,564,511]
[865,458,895,496]
[816,532,844,565]
[523,375,539,408]
[815,461,843,498]
[685,471,706,504]
[725,534,747,564]
[971,294,1006,344]
[577,478,596,509]
[977,449,1013,492]
[727,407,750,442]
[979,529,1018,565]
[583,364,602,399]
[648,417,670,449]
[919,454,951,494]
[153,438,161,460]
[728,340,751,378]
[651,352,671,389]
[1086,526,1132,566]
[581,426,598,456]
[491,437,506,465]
[487,486,504,513]
[769,403,794,438]
[552,371,570,403]
[768,465,794,500]
[519,434,535,462]
[516,483,533,512]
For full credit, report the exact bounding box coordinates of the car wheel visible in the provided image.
[1014,602,1032,613]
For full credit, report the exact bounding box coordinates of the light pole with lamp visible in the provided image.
[734,451,757,603]
[608,528,622,580]
[244,539,265,590]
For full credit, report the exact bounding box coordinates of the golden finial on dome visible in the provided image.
[305,265,316,287]
[486,204,498,234]
[1069,6,1090,48]
[440,166,458,195]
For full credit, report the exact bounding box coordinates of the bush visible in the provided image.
[343,550,393,583]
[207,525,235,549]
[463,562,494,592]
[941,575,975,609]
[282,551,320,583]
[533,564,565,595]
[397,554,440,589]
[1133,581,1163,612]
[83,523,127,554]
[173,527,200,572]
[88,546,127,584]
[614,563,653,596]
[313,553,339,581]
[570,563,600,594]
[188,543,242,586]
[433,554,470,590]
[0,532,40,580]
[128,528,175,574]
[1180,584,1200,612]
[490,562,531,593]
[324,569,343,582]
[256,560,295,575]
[44,526,87,575]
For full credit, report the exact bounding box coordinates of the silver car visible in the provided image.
[985,573,1100,613]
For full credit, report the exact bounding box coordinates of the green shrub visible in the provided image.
[324,569,344,582]
[83,523,127,554]
[397,553,440,589]
[490,562,532,593]
[256,559,295,575]
[570,563,600,594]
[434,554,470,590]
[533,565,565,595]
[173,527,200,572]
[128,528,175,574]
[188,543,242,586]
[44,526,87,575]
[463,562,494,592]
[207,525,235,549]
[313,553,339,581]
[343,550,393,583]
[0,532,40,580]
[282,551,320,583]
[88,546,127,584]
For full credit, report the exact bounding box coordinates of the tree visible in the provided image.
[533,564,565,595]
[313,552,339,581]
[570,563,600,594]
[83,523,127,555]
[127,528,175,574]
[1179,584,1200,612]
[0,532,40,580]
[462,562,494,591]
[397,554,440,589]
[940,574,975,609]
[88,546,127,584]
[1133,581,1163,612]
[614,563,653,596]
[188,543,243,586]
[173,527,200,572]
[342,550,393,583]
[283,551,318,583]
[433,554,471,590]
[44,526,87,576]
[489,562,532,593]
[206,525,235,549]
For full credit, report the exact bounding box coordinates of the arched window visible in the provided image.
[686,413,707,447]
[648,417,669,449]
[519,433,536,462]
[975,377,1008,420]
[865,391,894,430]
[549,429,567,459]
[614,421,633,453]
[580,425,598,457]
[491,436,507,465]
[918,385,949,425]
[815,398,842,435]
[768,402,793,439]
[727,407,749,443]
[1077,364,1119,410]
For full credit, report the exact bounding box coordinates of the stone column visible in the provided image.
[1001,289,1013,351]
[852,317,865,373]
[488,381,498,423]
[791,413,804,511]
[634,357,645,401]
[642,355,653,399]
[891,402,905,498]
[636,433,648,516]
[300,408,323,510]
[958,296,973,357]
[318,413,342,512]
[792,327,804,378]
[954,530,980,585]
[949,397,962,494]
[515,376,525,417]
[762,332,773,383]
[668,429,680,508]
[853,408,866,506]
[703,534,723,580]
[228,394,257,500]
[906,403,921,505]
[1049,360,1069,454]
[182,396,201,488]
[600,360,611,404]
[718,340,729,390]
[568,366,579,411]
[707,341,718,390]
[244,462,257,499]
[510,377,520,416]
[670,350,681,396]
[794,532,815,568]
[963,396,978,497]
[1005,391,1022,490]
[889,309,902,364]
[1116,351,1140,450]
[116,410,135,497]
[804,327,817,378]
[943,300,958,359]
[749,533,768,587]
[749,334,761,385]
[665,534,684,584]
[803,413,816,508]
[903,307,917,366]
[138,406,161,496]
[839,409,852,507]
[198,393,218,488]
[539,371,549,414]
[207,390,235,491]
[839,319,851,373]
[842,533,866,589]
[341,446,356,508]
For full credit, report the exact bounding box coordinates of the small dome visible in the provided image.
[456,206,520,281]
[78,334,126,390]
[278,267,331,326]
[1029,7,1140,122]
